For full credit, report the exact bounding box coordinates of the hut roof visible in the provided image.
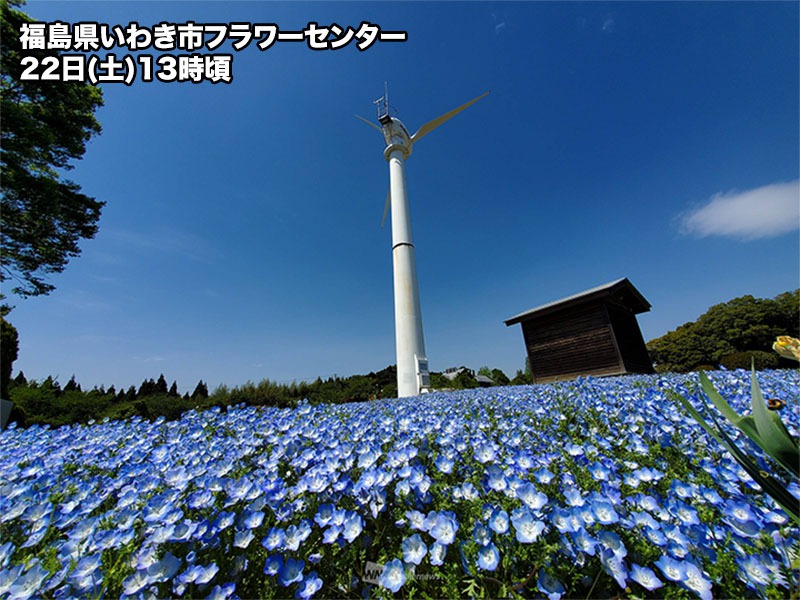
[504,278,651,326]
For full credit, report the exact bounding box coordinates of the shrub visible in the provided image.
[720,350,779,371]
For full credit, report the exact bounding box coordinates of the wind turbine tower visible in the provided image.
[357,85,489,397]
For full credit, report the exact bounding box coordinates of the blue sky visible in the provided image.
[7,1,799,393]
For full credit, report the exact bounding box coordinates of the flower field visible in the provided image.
[1,369,798,599]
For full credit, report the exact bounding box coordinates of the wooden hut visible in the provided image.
[505,278,654,383]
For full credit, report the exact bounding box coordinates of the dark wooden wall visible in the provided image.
[606,303,655,374]
[521,301,622,383]
[520,300,653,383]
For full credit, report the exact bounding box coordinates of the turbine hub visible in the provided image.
[381,118,413,160]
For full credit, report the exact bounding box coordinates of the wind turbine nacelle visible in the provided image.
[381,118,413,158]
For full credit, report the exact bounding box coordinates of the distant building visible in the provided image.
[474,375,494,387]
[505,278,654,383]
[442,367,474,381]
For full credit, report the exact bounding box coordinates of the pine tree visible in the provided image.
[168,381,179,397]
[64,375,80,392]
[191,380,209,400]
[156,374,168,395]
[138,378,156,396]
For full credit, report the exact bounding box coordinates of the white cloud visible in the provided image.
[680,180,799,240]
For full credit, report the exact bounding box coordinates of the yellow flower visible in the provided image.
[773,336,800,362]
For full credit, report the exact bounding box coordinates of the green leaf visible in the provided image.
[748,367,800,478]
[704,404,800,525]
[699,371,762,446]
[671,391,799,525]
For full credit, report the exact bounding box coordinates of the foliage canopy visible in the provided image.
[647,290,799,372]
[1,0,104,297]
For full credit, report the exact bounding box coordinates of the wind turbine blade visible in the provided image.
[411,91,490,143]
[354,114,382,133]
[381,190,391,228]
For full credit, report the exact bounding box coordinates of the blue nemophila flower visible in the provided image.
[590,499,619,525]
[179,562,219,585]
[264,555,283,576]
[314,504,335,528]
[516,482,548,511]
[630,563,663,591]
[655,554,687,582]
[434,455,454,474]
[683,562,713,600]
[122,569,151,596]
[341,512,364,543]
[511,507,545,543]
[533,467,555,484]
[285,521,313,550]
[146,551,182,583]
[233,529,255,548]
[322,525,341,545]
[474,442,497,463]
[296,571,323,599]
[429,541,447,566]
[736,553,773,588]
[454,481,480,501]
[405,510,426,531]
[0,542,14,569]
[600,548,628,589]
[213,510,236,531]
[207,582,236,600]
[570,527,597,556]
[69,553,102,581]
[537,569,566,600]
[20,524,48,549]
[643,524,667,546]
[473,522,492,546]
[598,530,627,559]
[402,534,427,565]
[0,564,24,597]
[477,543,500,571]
[488,508,509,534]
[562,486,585,507]
[724,499,758,522]
[241,510,265,530]
[224,477,253,505]
[429,512,459,545]
[7,562,50,600]
[486,465,508,492]
[588,462,610,481]
[279,558,305,587]
[187,488,214,510]
[379,559,406,593]
[631,510,659,530]
[263,527,285,551]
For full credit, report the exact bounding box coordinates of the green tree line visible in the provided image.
[6,364,520,429]
[646,290,798,372]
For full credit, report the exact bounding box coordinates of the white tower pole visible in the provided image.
[386,146,427,397]
[355,88,489,398]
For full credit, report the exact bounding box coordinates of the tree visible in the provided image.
[192,380,209,400]
[138,378,156,397]
[491,368,510,386]
[511,370,530,386]
[0,311,18,398]
[63,375,81,392]
[168,381,179,397]
[1,1,104,297]
[647,290,799,372]
[155,374,168,395]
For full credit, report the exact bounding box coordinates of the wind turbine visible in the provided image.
[356,84,489,397]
